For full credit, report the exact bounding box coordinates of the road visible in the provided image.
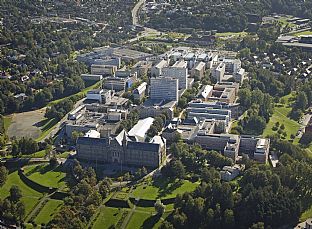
[128,0,161,43]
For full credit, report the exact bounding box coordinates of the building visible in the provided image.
[220,165,243,181]
[162,60,188,90]
[104,77,133,91]
[86,89,112,104]
[212,62,225,82]
[194,134,270,163]
[150,77,179,101]
[294,218,312,229]
[138,99,176,119]
[151,59,169,77]
[133,82,147,100]
[192,61,206,79]
[128,117,154,142]
[81,74,103,82]
[91,64,117,76]
[197,85,213,101]
[131,61,152,77]
[76,129,166,168]
[78,46,153,64]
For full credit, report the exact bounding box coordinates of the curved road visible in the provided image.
[129,0,161,43]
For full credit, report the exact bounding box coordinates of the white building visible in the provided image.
[151,59,169,77]
[133,82,147,100]
[128,117,155,142]
[162,60,188,90]
[86,89,112,104]
[150,77,179,101]
[212,62,225,82]
[192,61,206,79]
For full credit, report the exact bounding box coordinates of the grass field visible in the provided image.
[301,205,312,222]
[35,118,59,142]
[0,171,42,217]
[216,31,248,38]
[93,207,129,229]
[126,211,157,229]
[263,94,300,140]
[292,30,312,37]
[131,178,199,200]
[3,115,12,133]
[23,164,68,190]
[21,150,46,158]
[34,199,63,225]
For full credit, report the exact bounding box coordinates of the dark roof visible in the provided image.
[77,137,109,146]
[127,141,160,152]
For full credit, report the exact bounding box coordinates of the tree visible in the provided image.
[15,201,25,221]
[154,199,165,215]
[296,91,308,111]
[10,185,22,203]
[49,157,58,168]
[0,166,8,187]
[98,178,112,198]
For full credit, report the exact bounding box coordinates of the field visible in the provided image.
[23,163,68,190]
[216,31,248,38]
[21,150,46,158]
[93,207,129,229]
[3,115,12,133]
[34,199,63,225]
[262,94,300,140]
[0,171,42,217]
[7,108,46,139]
[292,30,312,37]
[35,118,59,142]
[126,211,156,229]
[131,178,199,200]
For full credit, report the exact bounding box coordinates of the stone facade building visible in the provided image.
[76,130,166,168]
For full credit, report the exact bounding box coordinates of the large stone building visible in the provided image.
[76,130,166,168]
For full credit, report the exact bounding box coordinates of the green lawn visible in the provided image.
[292,30,312,37]
[216,31,247,38]
[36,118,59,142]
[23,164,68,190]
[126,211,161,229]
[263,94,300,140]
[34,199,63,225]
[93,207,128,229]
[301,205,312,222]
[131,178,199,200]
[21,150,46,158]
[0,171,42,218]
[3,115,12,133]
[58,151,72,158]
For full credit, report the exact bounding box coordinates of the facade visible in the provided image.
[91,64,117,76]
[151,59,169,77]
[76,130,166,168]
[104,77,131,91]
[162,60,188,90]
[133,82,147,100]
[81,74,103,82]
[86,89,112,104]
[131,61,152,77]
[192,61,206,79]
[212,62,225,82]
[220,165,243,181]
[150,77,179,101]
[138,99,176,119]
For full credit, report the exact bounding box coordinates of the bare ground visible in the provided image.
[8,108,46,139]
